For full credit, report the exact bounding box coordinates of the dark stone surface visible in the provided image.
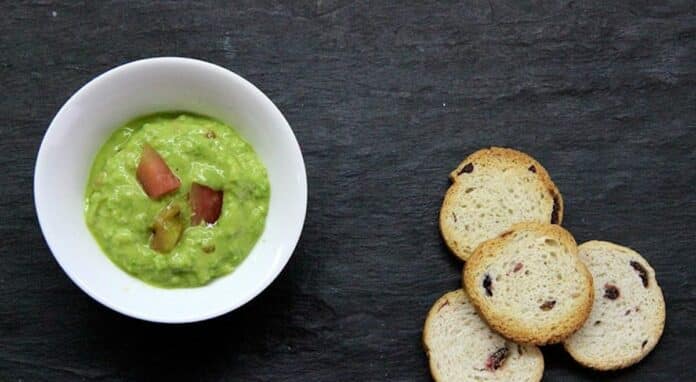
[1,1,695,381]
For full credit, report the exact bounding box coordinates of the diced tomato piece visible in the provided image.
[150,203,184,253]
[190,182,223,225]
[136,144,181,199]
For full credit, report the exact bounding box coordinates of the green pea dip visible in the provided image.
[85,113,270,288]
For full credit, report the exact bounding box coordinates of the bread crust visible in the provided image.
[463,223,593,345]
[562,241,666,370]
[440,147,564,261]
[423,289,545,382]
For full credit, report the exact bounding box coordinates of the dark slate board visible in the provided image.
[1,1,695,381]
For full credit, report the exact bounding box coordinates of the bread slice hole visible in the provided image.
[545,239,559,247]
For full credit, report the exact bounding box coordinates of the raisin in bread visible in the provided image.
[563,241,666,370]
[440,147,563,261]
[463,222,593,345]
[423,289,544,382]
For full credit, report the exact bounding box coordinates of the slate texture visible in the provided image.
[1,1,695,381]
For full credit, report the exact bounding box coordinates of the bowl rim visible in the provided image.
[34,56,307,323]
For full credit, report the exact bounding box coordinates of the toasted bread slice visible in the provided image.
[423,289,544,382]
[463,223,593,345]
[563,241,666,370]
[440,147,563,261]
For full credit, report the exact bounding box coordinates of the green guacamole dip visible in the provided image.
[85,113,270,288]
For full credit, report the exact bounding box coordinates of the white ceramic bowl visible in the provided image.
[34,57,307,323]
